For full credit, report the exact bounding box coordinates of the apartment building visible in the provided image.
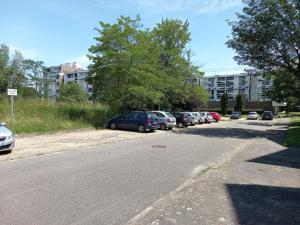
[43,62,92,98]
[198,74,272,102]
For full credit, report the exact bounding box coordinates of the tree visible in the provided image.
[88,16,205,112]
[0,44,28,93]
[220,92,229,116]
[234,94,244,113]
[227,0,300,101]
[0,44,10,93]
[57,83,88,103]
[88,16,164,112]
[185,86,209,111]
[22,59,45,98]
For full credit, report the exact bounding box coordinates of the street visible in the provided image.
[0,118,297,225]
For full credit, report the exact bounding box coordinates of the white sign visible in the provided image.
[7,89,17,96]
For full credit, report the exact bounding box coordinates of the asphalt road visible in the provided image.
[0,119,287,225]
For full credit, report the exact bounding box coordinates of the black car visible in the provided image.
[262,111,273,120]
[171,112,191,128]
[231,111,241,119]
[108,111,160,132]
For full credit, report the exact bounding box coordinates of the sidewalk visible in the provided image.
[127,128,300,225]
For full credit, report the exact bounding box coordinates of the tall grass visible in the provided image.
[0,96,112,134]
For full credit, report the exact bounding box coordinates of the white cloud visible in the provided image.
[99,0,241,14]
[66,54,91,69]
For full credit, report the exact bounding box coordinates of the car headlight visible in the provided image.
[6,134,14,141]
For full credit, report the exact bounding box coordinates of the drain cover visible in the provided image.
[152,145,166,149]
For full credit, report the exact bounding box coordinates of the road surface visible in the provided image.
[0,119,288,225]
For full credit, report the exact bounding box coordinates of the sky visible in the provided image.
[0,0,246,76]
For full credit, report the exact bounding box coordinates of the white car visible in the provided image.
[199,112,213,123]
[0,122,15,152]
[247,112,259,120]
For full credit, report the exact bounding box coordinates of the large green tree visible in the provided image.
[88,16,164,112]
[88,16,205,113]
[227,0,300,102]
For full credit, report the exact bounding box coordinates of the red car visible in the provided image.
[209,112,221,122]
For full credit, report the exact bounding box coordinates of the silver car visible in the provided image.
[152,111,177,130]
[182,112,198,125]
[0,122,15,152]
[199,112,213,123]
[191,112,205,124]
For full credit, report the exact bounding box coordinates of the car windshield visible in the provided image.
[249,112,256,115]
[165,112,174,118]
[263,111,272,115]
[148,113,158,119]
[232,112,239,115]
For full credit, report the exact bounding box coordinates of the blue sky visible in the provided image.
[1,0,245,75]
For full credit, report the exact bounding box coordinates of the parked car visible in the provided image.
[247,112,259,120]
[108,111,160,132]
[210,112,221,122]
[231,111,241,119]
[0,122,15,153]
[171,112,191,128]
[152,111,176,130]
[199,112,213,123]
[181,112,198,125]
[262,111,273,120]
[191,112,205,124]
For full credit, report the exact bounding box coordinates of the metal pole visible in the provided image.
[10,96,14,121]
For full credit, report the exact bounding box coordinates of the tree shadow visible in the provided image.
[226,184,300,225]
[172,126,286,145]
[247,147,300,169]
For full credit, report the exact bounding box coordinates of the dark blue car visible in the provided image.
[108,111,160,132]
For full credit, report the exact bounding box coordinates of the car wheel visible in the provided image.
[160,123,167,130]
[178,122,184,128]
[138,125,145,133]
[110,122,117,130]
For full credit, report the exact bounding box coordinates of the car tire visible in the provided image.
[138,125,145,133]
[110,122,117,130]
[160,123,167,130]
[178,122,184,128]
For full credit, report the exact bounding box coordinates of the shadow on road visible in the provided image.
[226,184,300,225]
[172,126,286,145]
[247,148,300,169]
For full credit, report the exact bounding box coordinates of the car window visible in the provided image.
[148,113,158,119]
[128,112,138,119]
[165,112,174,118]
[137,112,146,119]
[159,112,165,117]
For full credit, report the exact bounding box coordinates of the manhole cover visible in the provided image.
[152,145,166,149]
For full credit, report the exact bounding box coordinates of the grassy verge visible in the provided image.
[284,117,300,147]
[0,97,112,134]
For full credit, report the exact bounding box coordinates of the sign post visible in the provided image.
[7,89,17,121]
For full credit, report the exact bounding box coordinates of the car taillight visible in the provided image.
[147,117,151,124]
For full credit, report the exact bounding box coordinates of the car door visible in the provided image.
[126,112,138,130]
[118,113,130,129]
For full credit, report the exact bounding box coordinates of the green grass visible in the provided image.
[0,97,112,134]
[284,117,300,147]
